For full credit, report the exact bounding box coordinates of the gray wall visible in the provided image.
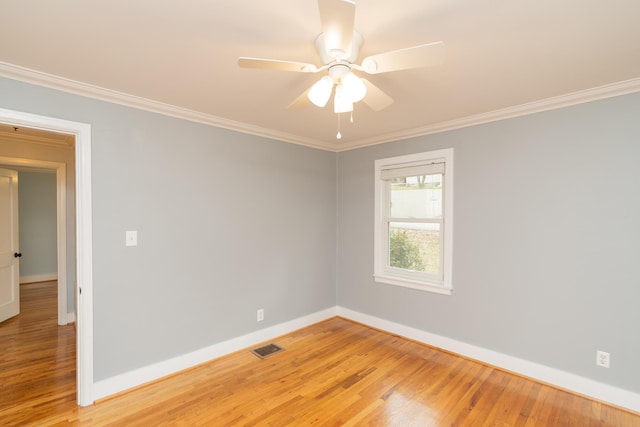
[2,75,639,395]
[337,92,640,393]
[0,77,337,381]
[18,171,58,280]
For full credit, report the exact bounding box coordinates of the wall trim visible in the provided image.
[92,307,337,401]
[336,306,640,414]
[0,108,94,407]
[2,61,639,153]
[20,273,58,284]
[0,61,335,152]
[92,304,639,413]
[336,78,640,151]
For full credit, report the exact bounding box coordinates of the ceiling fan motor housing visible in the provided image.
[315,31,363,65]
[328,63,351,83]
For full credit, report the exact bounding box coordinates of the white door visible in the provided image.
[0,168,20,323]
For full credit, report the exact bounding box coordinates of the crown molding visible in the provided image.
[337,77,640,151]
[2,61,639,154]
[0,61,336,152]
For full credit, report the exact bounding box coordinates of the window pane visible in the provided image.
[390,174,442,219]
[388,222,440,275]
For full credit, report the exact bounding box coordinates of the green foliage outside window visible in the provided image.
[389,229,426,271]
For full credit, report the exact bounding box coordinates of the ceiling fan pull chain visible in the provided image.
[350,111,354,124]
[336,113,342,139]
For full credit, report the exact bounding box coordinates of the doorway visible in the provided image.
[15,171,59,287]
[0,107,94,406]
[0,157,68,325]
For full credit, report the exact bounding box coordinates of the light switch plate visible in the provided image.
[125,230,138,246]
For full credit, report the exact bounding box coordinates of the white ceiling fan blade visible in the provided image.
[318,0,355,58]
[361,41,445,74]
[238,57,318,73]
[287,86,314,109]
[360,78,394,111]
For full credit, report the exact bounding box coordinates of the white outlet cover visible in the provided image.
[596,350,610,368]
[125,230,138,247]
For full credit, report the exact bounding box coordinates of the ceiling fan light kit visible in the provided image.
[308,63,367,111]
[308,76,334,107]
[333,84,354,113]
[238,0,445,138]
[338,68,367,102]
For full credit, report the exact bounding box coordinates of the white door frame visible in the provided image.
[0,107,94,406]
[0,157,67,326]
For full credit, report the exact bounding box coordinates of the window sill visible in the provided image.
[374,274,452,295]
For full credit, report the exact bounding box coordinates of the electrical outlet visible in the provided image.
[125,230,138,246]
[596,350,610,368]
[257,309,264,322]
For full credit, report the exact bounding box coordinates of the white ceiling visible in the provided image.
[2,0,640,151]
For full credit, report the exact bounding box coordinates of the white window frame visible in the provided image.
[374,148,453,295]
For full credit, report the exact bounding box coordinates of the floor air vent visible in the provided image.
[251,343,284,359]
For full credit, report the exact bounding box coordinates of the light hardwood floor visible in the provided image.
[1,281,639,426]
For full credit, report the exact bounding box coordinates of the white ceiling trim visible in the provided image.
[0,61,334,151]
[336,77,640,151]
[2,61,639,153]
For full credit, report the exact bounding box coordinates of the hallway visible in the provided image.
[0,281,77,424]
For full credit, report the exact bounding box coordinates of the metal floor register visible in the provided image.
[251,343,284,359]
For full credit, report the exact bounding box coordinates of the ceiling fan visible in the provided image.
[238,0,445,135]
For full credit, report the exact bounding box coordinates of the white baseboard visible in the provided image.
[92,307,337,401]
[20,273,58,284]
[336,306,640,414]
[91,305,639,413]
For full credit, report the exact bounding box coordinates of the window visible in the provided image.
[374,148,453,294]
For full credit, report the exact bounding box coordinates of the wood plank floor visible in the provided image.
[2,281,639,426]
